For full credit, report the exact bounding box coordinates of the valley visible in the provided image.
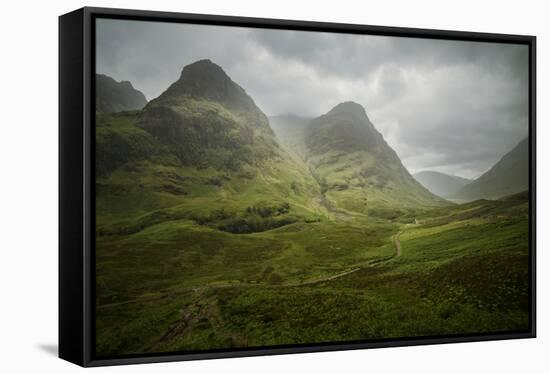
[94,60,530,357]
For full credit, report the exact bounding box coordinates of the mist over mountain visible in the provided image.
[454,137,529,201]
[96,74,147,113]
[269,114,312,159]
[413,171,471,198]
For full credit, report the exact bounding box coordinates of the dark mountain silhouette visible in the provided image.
[454,137,529,201]
[96,74,147,113]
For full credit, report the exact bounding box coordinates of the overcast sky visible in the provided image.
[96,19,529,179]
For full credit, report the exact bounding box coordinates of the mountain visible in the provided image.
[95,60,324,236]
[269,114,311,159]
[95,60,449,236]
[413,171,471,198]
[305,101,447,218]
[137,59,278,170]
[95,74,147,113]
[94,61,530,356]
[454,137,529,201]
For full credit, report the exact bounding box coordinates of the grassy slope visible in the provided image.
[96,153,530,355]
[303,103,449,218]
[308,149,448,219]
[95,104,528,357]
[96,111,326,233]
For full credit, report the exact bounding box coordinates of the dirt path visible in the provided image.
[288,268,361,287]
[99,225,410,310]
[392,230,403,257]
[146,225,410,347]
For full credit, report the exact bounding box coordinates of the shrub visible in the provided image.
[267,272,283,285]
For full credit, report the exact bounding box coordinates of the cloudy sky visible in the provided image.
[96,18,529,179]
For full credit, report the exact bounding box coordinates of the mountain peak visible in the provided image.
[137,60,276,169]
[304,101,445,212]
[153,59,257,112]
[330,101,366,115]
[306,101,385,157]
[179,59,227,80]
[326,101,372,124]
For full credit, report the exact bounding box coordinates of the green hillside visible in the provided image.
[454,137,529,201]
[96,190,529,356]
[96,60,325,238]
[96,74,148,113]
[305,102,448,218]
[95,60,530,357]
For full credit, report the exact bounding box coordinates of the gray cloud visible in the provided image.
[96,19,529,179]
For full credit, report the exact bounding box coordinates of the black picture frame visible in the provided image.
[59,6,537,367]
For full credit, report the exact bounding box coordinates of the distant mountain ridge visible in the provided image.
[454,137,529,201]
[96,74,147,113]
[413,171,471,198]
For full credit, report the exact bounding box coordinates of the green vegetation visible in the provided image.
[304,102,449,217]
[95,61,530,357]
[96,192,529,355]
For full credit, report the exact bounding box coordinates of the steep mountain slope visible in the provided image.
[305,102,447,218]
[137,59,278,170]
[95,60,324,236]
[413,171,471,198]
[96,74,147,113]
[454,137,529,201]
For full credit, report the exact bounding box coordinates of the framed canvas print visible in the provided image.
[59,7,536,367]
